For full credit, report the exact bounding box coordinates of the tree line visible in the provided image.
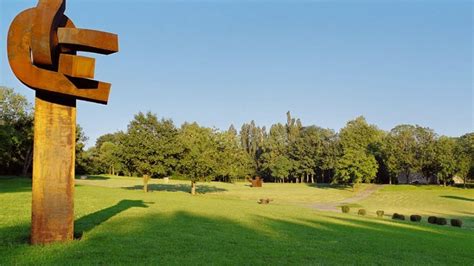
[1,87,473,187]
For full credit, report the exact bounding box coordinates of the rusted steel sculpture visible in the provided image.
[249,176,263,188]
[7,0,118,245]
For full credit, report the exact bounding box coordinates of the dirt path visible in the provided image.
[312,185,385,212]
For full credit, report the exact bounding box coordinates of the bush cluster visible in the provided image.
[358,209,366,216]
[428,216,437,224]
[410,215,422,222]
[392,213,405,220]
[341,206,350,213]
[450,219,462,227]
[436,217,447,225]
[427,216,452,226]
[376,210,384,218]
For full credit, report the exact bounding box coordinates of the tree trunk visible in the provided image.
[191,181,196,195]
[143,174,149,193]
[311,174,314,183]
[296,177,299,183]
[22,145,33,176]
[443,180,446,187]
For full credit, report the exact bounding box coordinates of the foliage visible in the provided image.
[357,209,366,216]
[214,129,254,182]
[450,219,462,227]
[383,125,437,184]
[376,210,384,218]
[428,216,437,224]
[436,217,447,225]
[410,215,422,222]
[177,122,218,184]
[0,87,33,175]
[75,124,90,175]
[455,133,474,186]
[121,112,181,177]
[2,88,472,187]
[341,206,350,213]
[433,136,457,186]
[392,213,405,220]
[334,117,380,185]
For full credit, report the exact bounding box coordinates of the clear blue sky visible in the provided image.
[1,0,472,147]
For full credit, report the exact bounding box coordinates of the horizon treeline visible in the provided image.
[1,87,473,186]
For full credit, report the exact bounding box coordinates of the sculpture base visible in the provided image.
[31,92,76,245]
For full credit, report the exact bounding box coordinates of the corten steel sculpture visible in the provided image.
[7,0,118,244]
[249,176,263,188]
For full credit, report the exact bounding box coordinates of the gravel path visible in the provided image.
[312,185,385,212]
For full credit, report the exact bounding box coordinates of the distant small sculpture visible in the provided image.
[7,0,118,245]
[258,198,273,204]
[249,176,263,188]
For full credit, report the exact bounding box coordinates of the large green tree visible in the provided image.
[177,123,218,195]
[434,136,457,186]
[0,87,33,175]
[214,128,253,182]
[261,123,293,182]
[334,117,380,185]
[384,125,436,184]
[121,112,181,178]
[240,121,266,176]
[456,133,474,187]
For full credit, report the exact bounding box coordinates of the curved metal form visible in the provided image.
[7,0,118,245]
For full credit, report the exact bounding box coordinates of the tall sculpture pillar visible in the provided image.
[31,93,76,243]
[7,0,118,244]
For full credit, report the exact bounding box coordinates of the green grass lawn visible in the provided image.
[1,176,473,265]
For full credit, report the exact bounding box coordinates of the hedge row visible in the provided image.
[339,206,463,228]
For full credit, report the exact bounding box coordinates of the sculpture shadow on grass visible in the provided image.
[2,210,474,264]
[12,211,474,264]
[123,184,227,194]
[440,195,474,202]
[74,199,150,239]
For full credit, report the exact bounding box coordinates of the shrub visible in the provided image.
[410,215,422,222]
[436,217,447,225]
[450,219,462,227]
[358,209,366,216]
[428,216,437,224]
[392,213,405,220]
[376,210,384,218]
[341,206,350,213]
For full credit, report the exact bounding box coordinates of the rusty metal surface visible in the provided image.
[7,0,118,245]
[7,0,118,104]
[31,92,76,244]
[58,54,96,79]
[250,176,263,187]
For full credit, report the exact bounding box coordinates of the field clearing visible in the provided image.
[0,176,473,265]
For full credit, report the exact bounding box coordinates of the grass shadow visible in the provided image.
[123,184,227,194]
[306,183,353,191]
[0,177,31,193]
[440,195,474,202]
[74,200,150,239]
[75,175,111,180]
[2,209,474,264]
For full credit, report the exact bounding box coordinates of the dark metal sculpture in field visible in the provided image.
[7,0,118,244]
